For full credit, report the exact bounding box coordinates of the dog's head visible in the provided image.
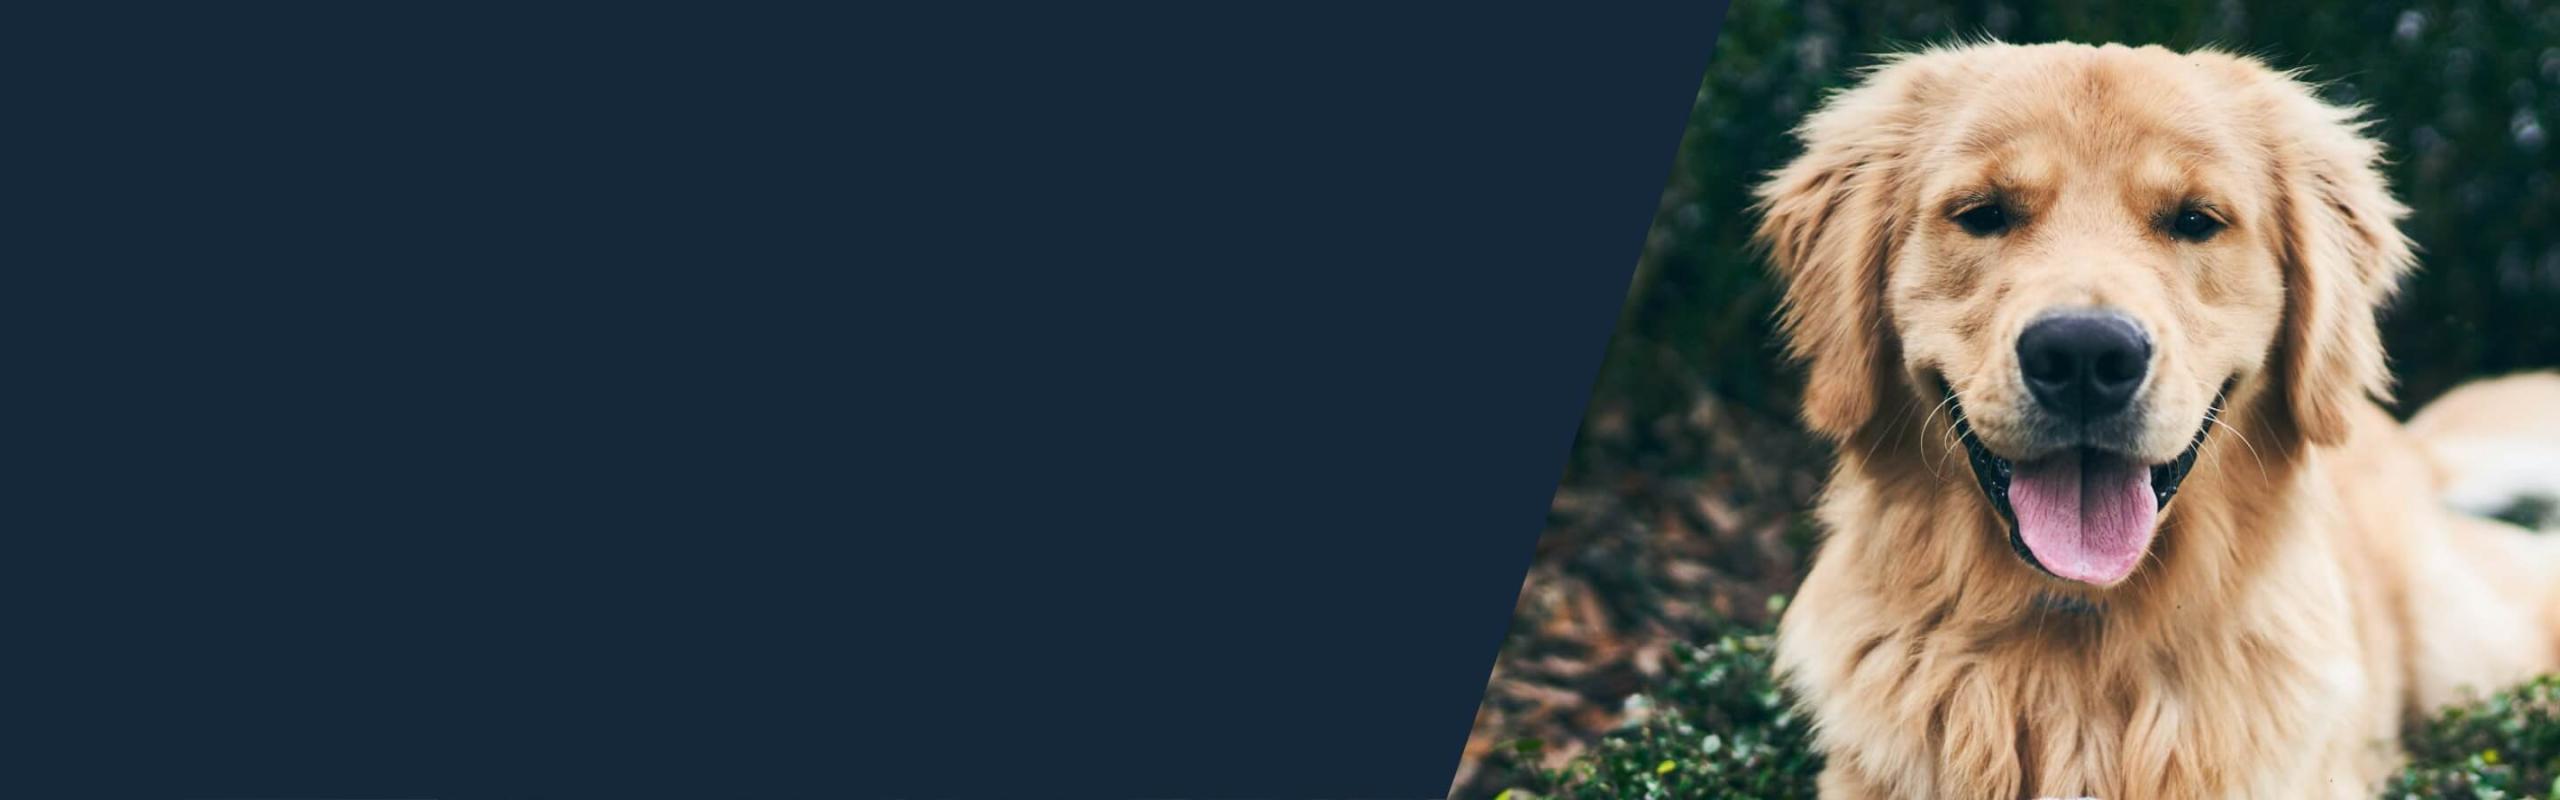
[1757,43,2412,587]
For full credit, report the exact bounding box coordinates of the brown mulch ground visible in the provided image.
[1449,392,1828,798]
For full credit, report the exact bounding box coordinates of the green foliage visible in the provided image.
[1504,639,2560,799]
[2388,676,2560,799]
[1495,632,1821,800]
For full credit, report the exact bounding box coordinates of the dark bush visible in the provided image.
[2388,676,2560,799]
[1492,631,1819,800]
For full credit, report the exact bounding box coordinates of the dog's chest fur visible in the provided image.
[1776,460,2400,799]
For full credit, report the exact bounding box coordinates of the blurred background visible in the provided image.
[1456,0,2560,795]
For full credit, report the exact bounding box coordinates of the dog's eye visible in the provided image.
[1954,205,2009,236]
[2171,208,2224,241]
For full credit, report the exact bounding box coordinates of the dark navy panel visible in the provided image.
[11,2,1730,796]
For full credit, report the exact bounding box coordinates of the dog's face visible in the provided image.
[1758,44,2412,587]
[1892,68,2282,469]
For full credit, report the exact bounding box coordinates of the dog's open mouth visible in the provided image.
[1950,387,2216,586]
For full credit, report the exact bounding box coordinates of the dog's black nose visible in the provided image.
[2017,311,2150,419]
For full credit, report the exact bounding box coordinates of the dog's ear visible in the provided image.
[1754,63,1928,440]
[2257,66,2415,445]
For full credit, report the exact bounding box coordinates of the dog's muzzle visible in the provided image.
[1949,385,2219,578]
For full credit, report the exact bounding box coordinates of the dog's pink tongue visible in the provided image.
[2009,449,2157,586]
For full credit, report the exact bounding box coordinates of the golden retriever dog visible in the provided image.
[1757,41,2560,798]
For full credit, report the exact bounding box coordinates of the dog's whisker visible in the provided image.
[1936,420,1969,479]
[2204,411,2268,484]
[1870,392,1928,465]
[1917,390,1961,480]
[1928,419,1962,481]
[1912,398,1947,468]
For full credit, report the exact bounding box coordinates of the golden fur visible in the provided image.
[1758,42,2560,798]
